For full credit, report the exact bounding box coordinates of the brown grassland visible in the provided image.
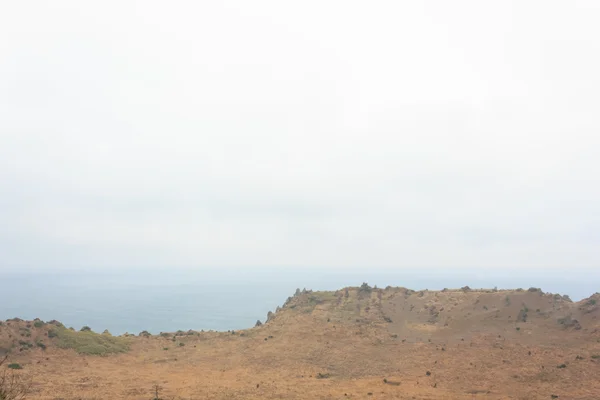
[1,285,599,399]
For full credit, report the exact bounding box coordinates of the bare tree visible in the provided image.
[0,355,31,400]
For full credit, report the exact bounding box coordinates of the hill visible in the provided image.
[1,285,600,399]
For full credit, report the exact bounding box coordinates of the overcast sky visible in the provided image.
[1,1,599,273]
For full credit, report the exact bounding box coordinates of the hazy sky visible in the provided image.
[1,1,599,272]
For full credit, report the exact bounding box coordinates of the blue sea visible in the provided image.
[0,267,596,335]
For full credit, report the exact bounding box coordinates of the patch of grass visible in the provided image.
[316,372,331,379]
[556,363,567,369]
[7,363,22,370]
[51,327,129,355]
[591,355,600,359]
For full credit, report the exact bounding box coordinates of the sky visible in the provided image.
[1,1,600,275]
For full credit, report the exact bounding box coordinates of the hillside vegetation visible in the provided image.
[1,286,599,399]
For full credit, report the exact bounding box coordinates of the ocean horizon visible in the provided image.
[1,267,597,335]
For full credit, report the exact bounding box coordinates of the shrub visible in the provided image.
[36,341,47,350]
[33,320,45,328]
[178,342,185,347]
[359,282,372,293]
[7,364,22,370]
[316,373,330,379]
[591,355,600,359]
[557,363,567,369]
[80,326,92,332]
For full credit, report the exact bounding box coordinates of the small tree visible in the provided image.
[152,384,163,400]
[359,282,372,293]
[0,355,31,400]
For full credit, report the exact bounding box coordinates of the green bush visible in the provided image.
[7,363,22,370]
[359,282,372,293]
[36,341,47,350]
[80,326,92,332]
[33,320,45,328]
[51,327,129,355]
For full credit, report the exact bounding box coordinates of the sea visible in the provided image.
[0,267,596,335]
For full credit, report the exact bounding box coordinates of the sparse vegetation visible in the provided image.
[33,320,44,328]
[80,326,92,332]
[557,315,581,330]
[1,286,598,398]
[0,356,30,400]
